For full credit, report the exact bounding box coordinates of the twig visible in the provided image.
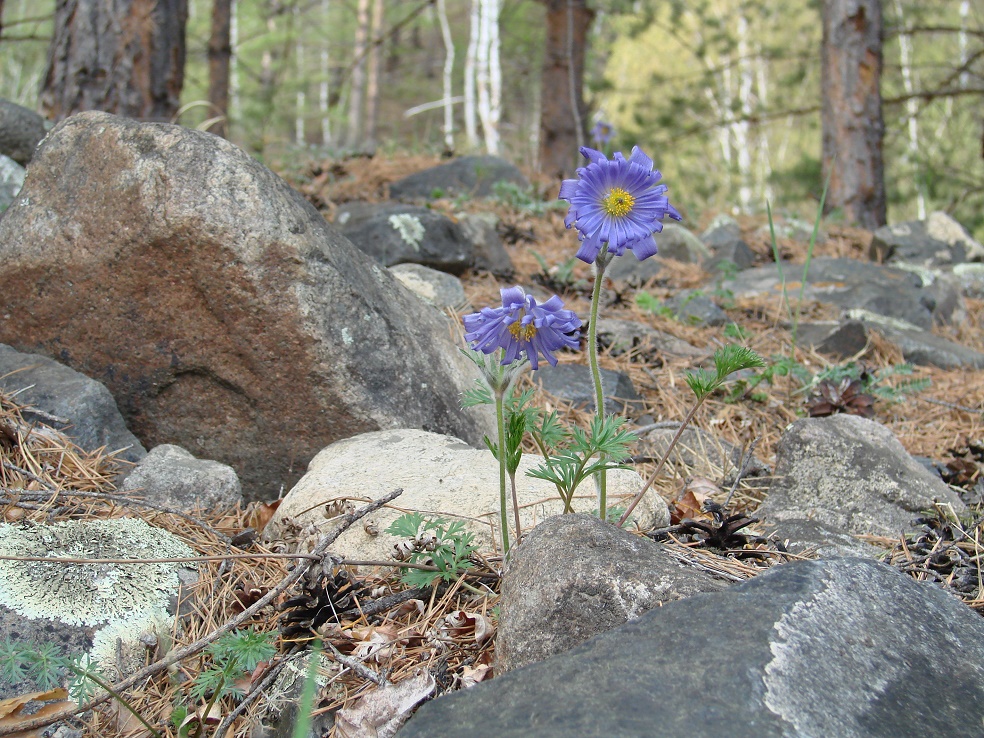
[916,396,982,415]
[339,559,500,579]
[1,461,54,489]
[0,488,404,736]
[0,552,321,564]
[213,655,291,736]
[1,487,233,544]
[324,639,387,686]
[722,436,760,509]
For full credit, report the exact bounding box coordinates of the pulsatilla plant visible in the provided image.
[461,144,765,554]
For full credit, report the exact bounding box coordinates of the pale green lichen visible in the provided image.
[388,213,425,250]
[0,517,197,673]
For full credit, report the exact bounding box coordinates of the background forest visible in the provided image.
[1,0,982,238]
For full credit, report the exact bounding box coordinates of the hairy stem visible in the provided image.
[495,387,510,554]
[588,249,610,518]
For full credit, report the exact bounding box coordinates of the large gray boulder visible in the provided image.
[0,343,146,464]
[399,558,984,737]
[0,111,492,500]
[757,414,964,556]
[495,514,726,674]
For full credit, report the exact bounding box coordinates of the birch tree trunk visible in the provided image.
[464,0,479,149]
[437,0,455,153]
[320,0,332,145]
[735,13,754,211]
[346,0,371,149]
[41,0,189,123]
[208,0,232,138]
[364,0,384,151]
[892,0,925,218]
[295,4,306,146]
[820,0,887,229]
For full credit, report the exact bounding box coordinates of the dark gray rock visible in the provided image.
[121,444,242,511]
[727,257,962,329]
[335,202,472,274]
[795,319,869,359]
[0,153,24,214]
[605,252,663,285]
[756,414,964,545]
[650,223,710,264]
[0,99,47,166]
[534,363,642,416]
[0,343,146,464]
[595,318,703,361]
[389,155,528,200]
[496,514,727,674]
[455,211,514,277]
[401,557,984,738]
[870,212,984,267]
[700,216,756,272]
[869,321,984,370]
[664,289,728,327]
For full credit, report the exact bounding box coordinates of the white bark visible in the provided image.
[295,5,306,146]
[464,0,480,148]
[959,0,970,89]
[436,0,456,151]
[893,0,925,219]
[476,0,500,155]
[347,0,371,149]
[320,0,332,145]
[735,14,753,211]
[364,0,384,149]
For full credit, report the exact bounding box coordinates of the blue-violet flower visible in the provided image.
[590,120,615,148]
[559,146,682,264]
[463,286,581,370]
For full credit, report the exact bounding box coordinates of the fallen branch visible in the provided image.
[0,488,404,736]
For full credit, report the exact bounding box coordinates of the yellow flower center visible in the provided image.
[509,320,537,341]
[601,187,635,217]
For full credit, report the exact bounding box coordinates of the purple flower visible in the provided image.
[463,286,581,370]
[558,146,682,264]
[590,120,615,148]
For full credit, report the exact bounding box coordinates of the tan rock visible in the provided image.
[265,429,670,564]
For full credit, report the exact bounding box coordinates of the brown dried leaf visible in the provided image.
[334,672,435,738]
[442,610,494,646]
[247,499,281,532]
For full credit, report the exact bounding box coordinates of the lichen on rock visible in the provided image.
[0,517,197,670]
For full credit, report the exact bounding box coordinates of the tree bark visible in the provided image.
[364,0,384,151]
[346,0,371,150]
[208,0,232,138]
[538,0,593,180]
[41,0,189,123]
[820,0,886,229]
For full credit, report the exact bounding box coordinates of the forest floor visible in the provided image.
[2,152,982,737]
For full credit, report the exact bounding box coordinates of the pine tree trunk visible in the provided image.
[208,0,232,138]
[820,0,886,229]
[41,0,189,123]
[538,0,593,180]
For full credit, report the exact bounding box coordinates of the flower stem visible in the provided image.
[588,248,610,519]
[495,387,510,554]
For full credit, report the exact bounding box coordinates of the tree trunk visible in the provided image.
[208,0,232,138]
[364,0,384,151]
[436,0,455,153]
[464,0,479,149]
[41,0,189,123]
[538,0,593,180]
[346,0,371,150]
[820,0,886,229]
[320,0,332,145]
[295,3,306,145]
